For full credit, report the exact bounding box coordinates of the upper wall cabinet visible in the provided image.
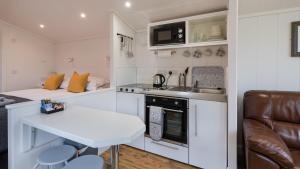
[148,11,227,50]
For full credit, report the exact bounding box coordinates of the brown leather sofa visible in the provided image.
[243,90,300,169]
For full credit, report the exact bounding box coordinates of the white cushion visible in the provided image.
[86,77,107,91]
[60,78,70,89]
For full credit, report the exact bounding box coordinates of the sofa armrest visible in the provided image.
[244,119,294,169]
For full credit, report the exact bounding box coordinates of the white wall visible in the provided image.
[135,31,228,87]
[227,0,238,168]
[239,0,300,15]
[0,30,2,91]
[54,37,110,80]
[238,8,300,161]
[110,13,137,86]
[0,20,55,92]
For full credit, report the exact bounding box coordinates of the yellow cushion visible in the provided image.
[44,73,65,90]
[68,72,90,93]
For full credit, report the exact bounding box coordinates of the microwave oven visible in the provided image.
[151,22,185,46]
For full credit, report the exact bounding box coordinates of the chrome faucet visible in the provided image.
[183,74,187,89]
[194,80,199,89]
[178,73,185,88]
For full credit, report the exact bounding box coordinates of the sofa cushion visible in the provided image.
[273,121,300,150]
[291,150,300,169]
[244,91,273,128]
[247,150,280,169]
[271,92,300,124]
[244,119,294,168]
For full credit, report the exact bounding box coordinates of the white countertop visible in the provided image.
[22,106,145,148]
[6,87,116,109]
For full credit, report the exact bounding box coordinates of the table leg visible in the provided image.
[110,145,119,169]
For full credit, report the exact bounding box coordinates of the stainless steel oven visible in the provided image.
[145,95,188,146]
[151,22,185,46]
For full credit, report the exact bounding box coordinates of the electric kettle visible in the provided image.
[153,74,166,88]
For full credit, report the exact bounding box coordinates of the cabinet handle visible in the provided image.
[151,141,179,150]
[195,104,198,137]
[137,98,140,117]
[146,106,183,113]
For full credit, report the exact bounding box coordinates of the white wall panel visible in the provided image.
[239,11,300,95]
[257,15,278,90]
[277,11,300,91]
[238,17,258,96]
[237,17,259,158]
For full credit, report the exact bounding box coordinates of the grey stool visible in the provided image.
[34,145,77,169]
[63,139,88,156]
[62,155,104,169]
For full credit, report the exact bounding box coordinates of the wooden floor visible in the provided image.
[102,146,198,169]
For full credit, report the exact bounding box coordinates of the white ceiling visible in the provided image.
[239,0,300,15]
[113,0,227,31]
[0,0,227,43]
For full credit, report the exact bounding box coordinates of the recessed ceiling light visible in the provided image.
[125,1,131,8]
[80,13,86,18]
[39,24,45,28]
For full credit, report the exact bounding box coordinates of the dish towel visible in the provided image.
[149,106,164,141]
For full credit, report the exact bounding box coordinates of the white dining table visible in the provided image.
[22,105,146,169]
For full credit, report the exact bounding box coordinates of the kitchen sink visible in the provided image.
[168,87,225,94]
[168,87,192,92]
[192,88,225,94]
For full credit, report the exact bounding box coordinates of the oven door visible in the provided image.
[163,108,187,144]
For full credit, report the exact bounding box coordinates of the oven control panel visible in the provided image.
[146,95,188,109]
[117,87,144,94]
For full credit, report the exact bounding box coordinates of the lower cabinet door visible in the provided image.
[116,92,145,150]
[145,137,188,163]
[189,99,227,169]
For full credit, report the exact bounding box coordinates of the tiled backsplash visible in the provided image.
[192,66,225,88]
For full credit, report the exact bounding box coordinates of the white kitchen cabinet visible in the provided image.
[116,92,145,150]
[189,99,227,169]
[148,11,228,50]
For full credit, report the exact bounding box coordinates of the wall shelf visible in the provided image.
[148,11,228,50]
[148,40,228,50]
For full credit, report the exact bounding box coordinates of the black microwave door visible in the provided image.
[153,28,175,45]
[152,22,186,46]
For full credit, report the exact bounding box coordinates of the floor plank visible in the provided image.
[102,146,199,169]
